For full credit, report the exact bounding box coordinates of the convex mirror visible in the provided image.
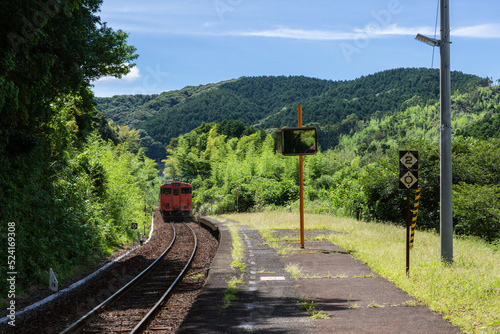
[276,127,317,156]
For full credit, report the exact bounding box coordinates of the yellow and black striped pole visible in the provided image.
[410,187,421,248]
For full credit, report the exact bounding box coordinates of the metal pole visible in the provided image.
[298,105,305,249]
[406,189,410,276]
[440,0,453,262]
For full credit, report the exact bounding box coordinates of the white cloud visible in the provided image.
[223,23,500,41]
[453,24,500,38]
[236,28,359,40]
[355,24,434,37]
[229,24,433,40]
[93,66,141,84]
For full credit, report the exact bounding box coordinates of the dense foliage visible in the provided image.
[1,0,137,151]
[95,69,489,161]
[0,0,159,299]
[165,85,500,243]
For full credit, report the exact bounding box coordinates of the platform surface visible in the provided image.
[178,218,460,333]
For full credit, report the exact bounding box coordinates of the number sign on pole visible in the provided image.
[399,151,419,190]
[399,150,418,276]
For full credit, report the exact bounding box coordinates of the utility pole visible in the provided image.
[415,0,453,262]
[439,0,453,263]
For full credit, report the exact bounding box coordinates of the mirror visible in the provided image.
[277,127,317,156]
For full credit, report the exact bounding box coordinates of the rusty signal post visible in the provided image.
[276,105,317,248]
[399,150,419,276]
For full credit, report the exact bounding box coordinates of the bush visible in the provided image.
[0,133,158,297]
[454,183,500,241]
[249,178,298,208]
[359,159,402,223]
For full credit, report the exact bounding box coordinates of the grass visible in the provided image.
[299,297,330,319]
[285,264,350,279]
[221,275,244,309]
[349,302,360,309]
[224,220,246,272]
[402,299,425,307]
[187,273,205,280]
[354,274,374,278]
[213,217,246,309]
[285,264,304,279]
[367,301,382,308]
[224,211,500,334]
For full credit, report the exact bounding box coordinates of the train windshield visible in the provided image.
[181,187,191,194]
[161,188,171,195]
[173,189,179,196]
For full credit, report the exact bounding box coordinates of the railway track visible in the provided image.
[60,221,198,334]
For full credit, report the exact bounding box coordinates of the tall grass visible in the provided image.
[224,211,500,334]
[225,221,246,272]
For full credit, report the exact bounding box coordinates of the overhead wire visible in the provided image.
[430,0,440,69]
[424,0,441,107]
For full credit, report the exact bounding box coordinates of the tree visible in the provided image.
[0,0,138,153]
[0,0,140,292]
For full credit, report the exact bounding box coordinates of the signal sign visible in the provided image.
[400,170,419,189]
[399,151,418,170]
[131,223,138,229]
[399,151,419,190]
[399,150,419,276]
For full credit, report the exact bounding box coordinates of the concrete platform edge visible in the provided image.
[177,216,235,333]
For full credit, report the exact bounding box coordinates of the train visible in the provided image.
[159,181,192,219]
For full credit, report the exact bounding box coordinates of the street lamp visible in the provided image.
[415,33,440,47]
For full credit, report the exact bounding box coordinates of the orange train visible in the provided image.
[159,181,192,218]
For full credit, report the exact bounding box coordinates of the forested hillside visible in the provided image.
[95,69,489,161]
[0,0,158,300]
[163,83,500,243]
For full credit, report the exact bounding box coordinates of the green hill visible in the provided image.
[161,83,500,242]
[95,67,500,242]
[95,68,489,161]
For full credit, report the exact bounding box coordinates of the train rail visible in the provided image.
[60,221,198,334]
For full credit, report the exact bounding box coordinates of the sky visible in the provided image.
[91,0,500,97]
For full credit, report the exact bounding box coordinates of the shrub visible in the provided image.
[454,183,500,241]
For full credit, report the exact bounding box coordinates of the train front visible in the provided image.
[159,181,192,219]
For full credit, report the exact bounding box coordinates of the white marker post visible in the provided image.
[49,268,58,292]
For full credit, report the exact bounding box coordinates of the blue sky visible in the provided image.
[92,0,500,97]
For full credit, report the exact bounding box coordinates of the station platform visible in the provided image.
[178,217,460,333]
